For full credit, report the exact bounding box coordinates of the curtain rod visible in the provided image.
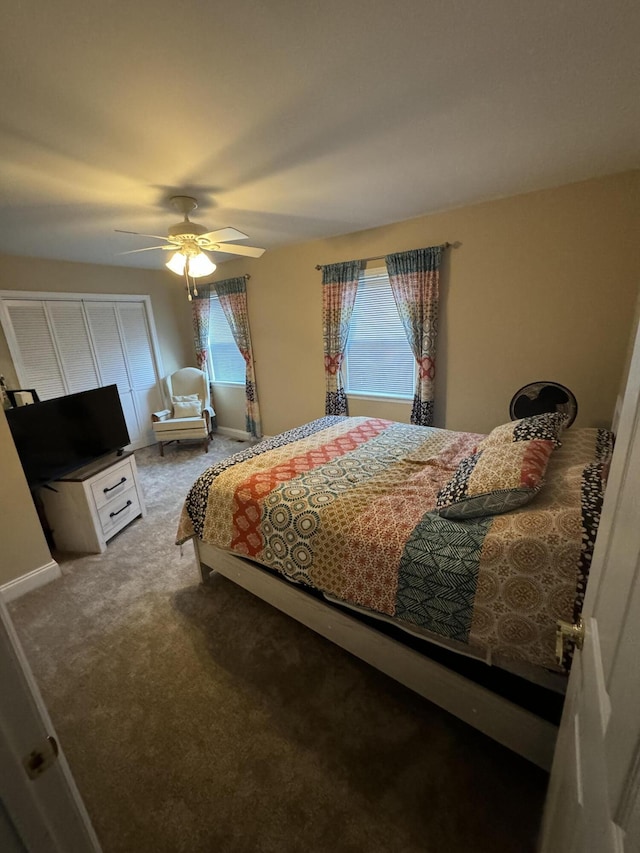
[212,273,251,281]
[314,242,455,271]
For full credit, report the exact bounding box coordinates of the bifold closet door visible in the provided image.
[84,301,162,447]
[3,300,99,400]
[84,302,142,445]
[117,302,163,447]
[2,296,164,450]
[45,301,100,393]
[3,301,67,400]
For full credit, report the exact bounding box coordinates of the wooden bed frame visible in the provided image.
[196,539,558,770]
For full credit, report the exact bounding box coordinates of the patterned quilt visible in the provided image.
[177,416,612,673]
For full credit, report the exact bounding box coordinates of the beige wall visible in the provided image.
[213,170,640,436]
[0,408,52,585]
[209,384,247,434]
[0,253,194,388]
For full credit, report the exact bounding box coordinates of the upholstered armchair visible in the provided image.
[151,367,215,456]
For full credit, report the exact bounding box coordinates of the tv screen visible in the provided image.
[6,384,131,489]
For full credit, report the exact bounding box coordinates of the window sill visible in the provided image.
[346,392,412,404]
[210,381,244,388]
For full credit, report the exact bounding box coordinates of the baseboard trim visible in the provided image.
[216,427,252,441]
[0,560,61,603]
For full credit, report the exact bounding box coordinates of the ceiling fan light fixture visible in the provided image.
[187,252,217,278]
[165,250,216,278]
[165,251,187,275]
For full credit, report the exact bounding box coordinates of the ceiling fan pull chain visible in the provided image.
[184,267,193,301]
[184,256,198,297]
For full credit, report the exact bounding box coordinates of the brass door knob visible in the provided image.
[556,617,585,666]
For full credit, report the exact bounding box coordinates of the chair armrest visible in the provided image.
[151,409,172,423]
[202,405,216,435]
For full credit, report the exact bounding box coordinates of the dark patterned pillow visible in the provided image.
[477,412,568,450]
[436,439,555,519]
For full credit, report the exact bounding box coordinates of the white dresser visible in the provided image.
[39,451,146,553]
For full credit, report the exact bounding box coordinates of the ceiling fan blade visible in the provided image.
[199,227,249,243]
[118,245,172,255]
[115,229,172,241]
[215,244,266,258]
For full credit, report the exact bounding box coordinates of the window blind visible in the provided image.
[345,272,415,397]
[209,297,245,384]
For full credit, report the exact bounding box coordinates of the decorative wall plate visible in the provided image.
[509,381,578,427]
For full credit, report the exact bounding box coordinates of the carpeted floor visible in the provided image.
[9,435,548,853]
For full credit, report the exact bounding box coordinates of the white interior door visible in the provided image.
[84,302,140,445]
[0,599,100,852]
[117,302,163,447]
[46,302,100,394]
[3,300,100,400]
[2,301,66,400]
[539,317,640,853]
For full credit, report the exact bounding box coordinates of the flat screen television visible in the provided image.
[6,384,131,489]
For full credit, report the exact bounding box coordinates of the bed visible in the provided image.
[177,415,612,769]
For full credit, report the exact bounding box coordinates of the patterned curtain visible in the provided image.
[191,284,211,373]
[321,260,362,415]
[214,277,262,439]
[385,246,443,426]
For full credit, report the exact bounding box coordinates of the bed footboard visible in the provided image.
[198,554,213,585]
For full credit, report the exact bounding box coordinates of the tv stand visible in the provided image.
[39,451,146,553]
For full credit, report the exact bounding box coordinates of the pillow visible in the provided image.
[435,439,555,519]
[477,412,567,450]
[172,400,202,418]
[172,393,200,403]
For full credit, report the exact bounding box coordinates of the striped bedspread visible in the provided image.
[177,416,612,672]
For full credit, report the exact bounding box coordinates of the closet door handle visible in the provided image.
[104,476,127,494]
[110,500,132,518]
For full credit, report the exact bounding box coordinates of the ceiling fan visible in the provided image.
[116,196,266,300]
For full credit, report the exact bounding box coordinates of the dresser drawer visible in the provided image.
[91,459,135,510]
[98,486,141,539]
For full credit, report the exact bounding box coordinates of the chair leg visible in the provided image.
[159,442,164,457]
[204,437,209,453]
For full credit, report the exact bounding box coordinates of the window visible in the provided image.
[209,297,245,384]
[345,269,415,398]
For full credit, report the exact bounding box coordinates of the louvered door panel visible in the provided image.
[117,390,141,446]
[118,303,157,389]
[84,301,141,444]
[84,303,130,393]
[118,302,163,445]
[46,301,99,393]
[6,302,66,400]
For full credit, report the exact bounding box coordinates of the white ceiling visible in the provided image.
[1,0,638,270]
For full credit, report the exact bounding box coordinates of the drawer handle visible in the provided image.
[110,500,132,518]
[104,476,127,494]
